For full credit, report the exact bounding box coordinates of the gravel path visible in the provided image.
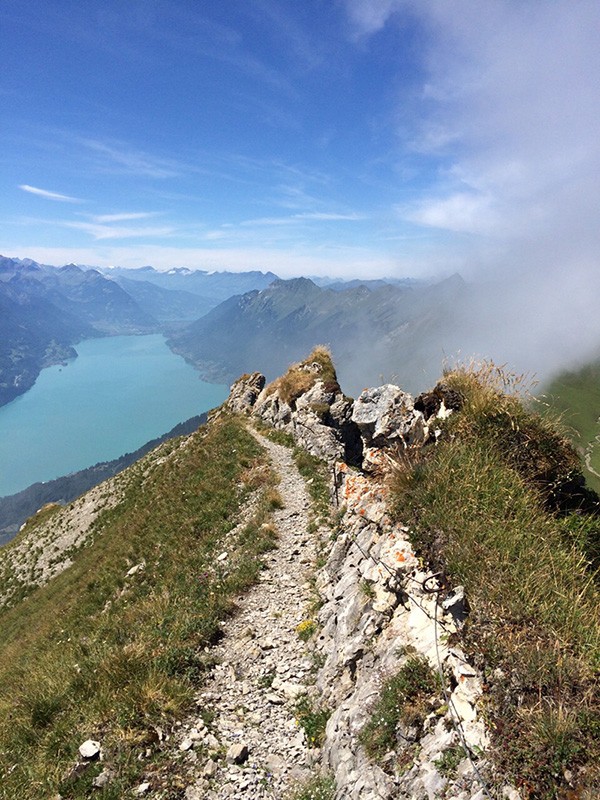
[175,429,322,800]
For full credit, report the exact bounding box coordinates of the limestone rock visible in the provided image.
[204,732,220,751]
[293,412,345,463]
[294,380,337,412]
[442,585,469,628]
[352,384,427,450]
[226,742,249,764]
[226,372,266,413]
[253,390,293,427]
[203,758,218,777]
[92,768,112,789]
[78,739,101,760]
[184,784,208,800]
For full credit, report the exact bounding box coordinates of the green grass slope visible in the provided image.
[542,360,600,494]
[391,364,600,799]
[0,414,279,799]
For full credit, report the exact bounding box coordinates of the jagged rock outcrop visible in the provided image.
[351,384,427,450]
[226,372,266,414]
[229,365,446,472]
[226,360,499,799]
[228,359,363,466]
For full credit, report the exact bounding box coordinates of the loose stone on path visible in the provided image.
[172,428,323,799]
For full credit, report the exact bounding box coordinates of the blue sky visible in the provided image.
[2,1,600,284]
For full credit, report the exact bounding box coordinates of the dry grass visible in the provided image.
[265,346,340,408]
[0,416,279,799]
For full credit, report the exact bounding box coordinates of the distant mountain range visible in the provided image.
[0,256,156,405]
[99,264,278,304]
[0,256,278,407]
[168,274,467,396]
[0,254,467,407]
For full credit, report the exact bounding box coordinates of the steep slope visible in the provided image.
[542,356,600,493]
[0,278,93,405]
[0,415,281,798]
[0,414,207,545]
[167,275,467,395]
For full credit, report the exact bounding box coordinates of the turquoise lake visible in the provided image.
[0,334,228,497]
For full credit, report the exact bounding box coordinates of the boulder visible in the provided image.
[293,412,345,463]
[352,384,427,450]
[294,380,337,412]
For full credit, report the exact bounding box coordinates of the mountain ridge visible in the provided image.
[167,274,467,395]
[0,350,597,798]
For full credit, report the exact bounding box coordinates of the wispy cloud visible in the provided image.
[344,0,401,37]
[63,221,174,241]
[79,139,182,178]
[241,216,295,227]
[89,211,161,223]
[238,210,365,227]
[19,184,83,203]
[293,211,366,221]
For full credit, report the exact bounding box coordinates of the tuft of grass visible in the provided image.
[390,363,600,798]
[434,745,466,777]
[360,579,376,600]
[292,447,330,526]
[265,346,340,409]
[359,655,438,761]
[294,696,331,747]
[440,361,583,509]
[265,428,296,448]
[0,416,280,799]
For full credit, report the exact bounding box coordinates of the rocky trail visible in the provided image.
[134,366,499,800]
[168,429,323,800]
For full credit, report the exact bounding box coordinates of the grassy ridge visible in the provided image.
[0,415,278,799]
[390,364,600,799]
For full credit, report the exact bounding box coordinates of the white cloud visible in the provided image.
[19,184,83,203]
[79,139,182,178]
[344,0,402,37]
[90,211,161,223]
[63,221,174,241]
[293,212,366,221]
[345,0,600,378]
[406,193,497,235]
